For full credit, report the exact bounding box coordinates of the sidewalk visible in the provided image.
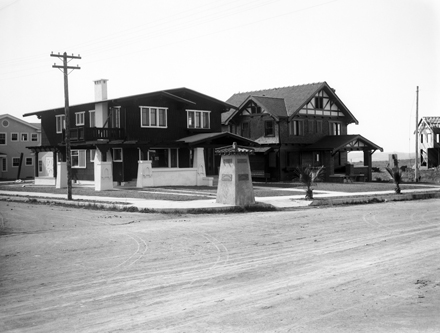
[1,184,440,212]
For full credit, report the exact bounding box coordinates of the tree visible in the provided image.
[294,166,325,200]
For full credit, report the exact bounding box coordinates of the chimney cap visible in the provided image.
[94,79,109,84]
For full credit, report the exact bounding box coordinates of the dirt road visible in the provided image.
[1,200,439,332]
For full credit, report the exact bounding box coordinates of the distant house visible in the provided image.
[0,114,41,180]
[23,80,256,190]
[417,116,440,168]
[222,82,383,182]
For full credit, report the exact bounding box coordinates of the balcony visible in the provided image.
[68,127,125,142]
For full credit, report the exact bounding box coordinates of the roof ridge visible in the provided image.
[236,82,325,95]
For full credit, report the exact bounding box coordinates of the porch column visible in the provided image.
[94,148,113,191]
[34,152,39,178]
[363,150,372,182]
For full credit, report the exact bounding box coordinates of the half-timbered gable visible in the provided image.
[417,116,440,168]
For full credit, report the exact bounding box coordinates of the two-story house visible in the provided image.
[417,116,440,168]
[23,80,255,190]
[0,114,41,180]
[222,82,383,182]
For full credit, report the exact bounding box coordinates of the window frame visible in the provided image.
[187,110,211,129]
[75,111,85,126]
[89,110,96,127]
[25,157,33,166]
[2,157,7,172]
[11,132,18,142]
[140,106,168,128]
[290,120,304,136]
[31,133,39,142]
[330,122,342,136]
[112,148,123,162]
[90,149,96,163]
[71,149,87,168]
[264,120,275,137]
[147,148,179,168]
[21,133,28,142]
[0,132,6,145]
[56,115,66,133]
[12,157,20,168]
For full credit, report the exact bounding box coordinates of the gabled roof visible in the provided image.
[0,114,40,130]
[23,88,236,118]
[243,96,288,120]
[418,116,440,130]
[305,135,383,154]
[223,82,358,125]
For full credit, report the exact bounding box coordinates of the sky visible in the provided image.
[1,0,439,155]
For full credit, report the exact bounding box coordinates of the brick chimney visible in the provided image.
[94,79,108,101]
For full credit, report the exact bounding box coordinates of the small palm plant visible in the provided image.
[294,165,325,200]
[385,167,402,194]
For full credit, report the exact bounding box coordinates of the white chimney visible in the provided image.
[93,79,108,127]
[94,79,108,101]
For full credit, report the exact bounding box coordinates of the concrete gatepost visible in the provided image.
[136,160,154,188]
[56,162,67,188]
[94,149,113,191]
[215,143,255,206]
[193,147,214,186]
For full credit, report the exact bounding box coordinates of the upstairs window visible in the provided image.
[187,110,210,129]
[264,120,274,136]
[330,122,341,135]
[113,107,121,128]
[89,110,96,127]
[21,133,28,141]
[31,133,39,142]
[241,122,250,138]
[290,120,304,136]
[11,133,18,141]
[315,96,324,109]
[140,107,167,128]
[0,133,6,145]
[75,112,85,126]
[56,115,65,133]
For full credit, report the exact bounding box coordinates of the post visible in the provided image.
[415,86,419,182]
[51,52,81,200]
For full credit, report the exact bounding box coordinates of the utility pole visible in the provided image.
[51,52,81,200]
[415,86,419,182]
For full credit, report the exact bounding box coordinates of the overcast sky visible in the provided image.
[1,0,438,154]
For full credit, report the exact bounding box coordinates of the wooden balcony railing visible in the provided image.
[68,127,125,142]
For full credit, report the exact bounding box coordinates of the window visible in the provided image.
[315,96,324,109]
[75,112,85,126]
[330,122,341,135]
[147,148,178,168]
[308,120,314,134]
[264,120,274,136]
[241,122,250,138]
[290,120,304,136]
[21,133,28,141]
[12,157,20,167]
[187,110,210,129]
[56,115,65,133]
[90,149,96,162]
[140,106,168,128]
[71,150,86,168]
[112,148,123,162]
[11,133,18,141]
[89,110,96,127]
[437,133,440,143]
[113,108,121,128]
[25,157,33,166]
[2,119,9,127]
[2,157,7,172]
[31,133,38,142]
[38,160,43,172]
[0,133,6,145]
[316,120,323,134]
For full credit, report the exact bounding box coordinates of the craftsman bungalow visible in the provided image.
[417,116,440,168]
[23,80,255,190]
[222,82,383,182]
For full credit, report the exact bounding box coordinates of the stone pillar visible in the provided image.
[193,147,213,186]
[136,160,154,188]
[216,143,255,206]
[56,162,67,188]
[94,148,113,191]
